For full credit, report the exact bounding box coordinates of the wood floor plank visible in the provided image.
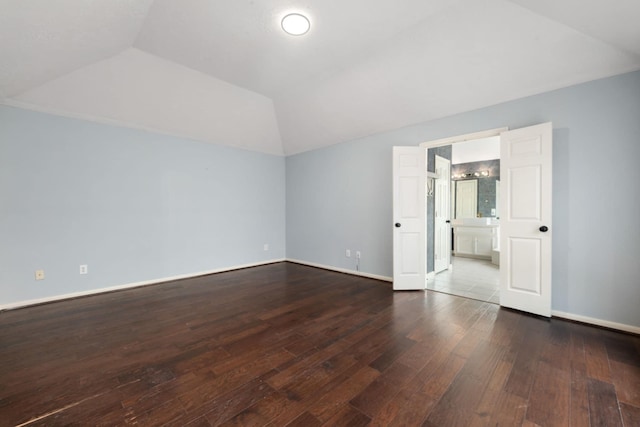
[417,352,466,397]
[286,411,322,427]
[0,262,638,426]
[620,402,640,427]
[602,333,640,367]
[584,330,613,382]
[468,350,520,426]
[587,378,624,427]
[279,352,360,403]
[369,388,436,427]
[569,360,591,427]
[525,361,571,427]
[308,365,380,422]
[422,339,506,426]
[609,359,640,407]
[469,390,527,427]
[368,335,416,372]
[319,405,371,427]
[219,390,305,427]
[267,339,352,390]
[503,317,549,399]
[198,377,276,426]
[349,362,417,418]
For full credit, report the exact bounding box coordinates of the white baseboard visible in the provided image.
[286,258,392,282]
[552,310,640,335]
[426,271,435,282]
[0,259,285,311]
[4,259,637,335]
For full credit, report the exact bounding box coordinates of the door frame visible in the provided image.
[420,127,509,150]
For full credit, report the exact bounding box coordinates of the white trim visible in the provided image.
[0,259,285,311]
[419,127,509,148]
[426,271,436,282]
[3,258,637,334]
[552,310,640,335]
[0,99,284,156]
[286,258,392,282]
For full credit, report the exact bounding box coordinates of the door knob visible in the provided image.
[395,223,401,228]
[539,225,549,232]
[445,220,450,223]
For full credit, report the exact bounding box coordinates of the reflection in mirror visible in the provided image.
[451,159,500,218]
[455,179,477,218]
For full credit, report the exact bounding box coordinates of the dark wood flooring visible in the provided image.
[1,262,638,426]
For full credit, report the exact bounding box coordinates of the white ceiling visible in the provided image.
[1,0,639,156]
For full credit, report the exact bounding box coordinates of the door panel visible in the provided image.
[393,147,426,290]
[508,238,541,293]
[509,166,541,219]
[500,123,552,317]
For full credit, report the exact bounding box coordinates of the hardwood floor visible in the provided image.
[0,262,638,426]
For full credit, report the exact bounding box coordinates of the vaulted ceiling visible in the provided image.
[1,0,639,155]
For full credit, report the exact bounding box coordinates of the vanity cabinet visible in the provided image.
[452,220,499,260]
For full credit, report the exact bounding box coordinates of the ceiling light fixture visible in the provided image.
[281,13,310,36]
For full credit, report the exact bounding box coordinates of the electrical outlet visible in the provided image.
[263,243,269,251]
[356,251,361,259]
[79,264,88,275]
[35,269,45,280]
[346,249,351,257]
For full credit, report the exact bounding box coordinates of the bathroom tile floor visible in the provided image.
[426,255,500,304]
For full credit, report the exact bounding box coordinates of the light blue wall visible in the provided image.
[0,106,286,306]
[286,70,640,327]
[3,71,640,327]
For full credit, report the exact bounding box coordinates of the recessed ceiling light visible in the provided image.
[281,13,310,36]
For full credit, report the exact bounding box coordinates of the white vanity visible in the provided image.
[451,218,499,261]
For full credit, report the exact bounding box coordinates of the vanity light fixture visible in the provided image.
[281,13,310,36]
[451,170,490,180]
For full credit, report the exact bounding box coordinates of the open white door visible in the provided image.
[499,123,552,317]
[393,147,426,290]
[434,155,451,273]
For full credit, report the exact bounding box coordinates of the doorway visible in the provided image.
[393,123,552,316]
[425,136,501,304]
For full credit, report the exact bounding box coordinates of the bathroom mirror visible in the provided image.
[452,159,500,218]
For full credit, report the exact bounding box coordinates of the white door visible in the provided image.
[393,147,426,290]
[455,180,478,218]
[499,122,552,317]
[434,155,451,273]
